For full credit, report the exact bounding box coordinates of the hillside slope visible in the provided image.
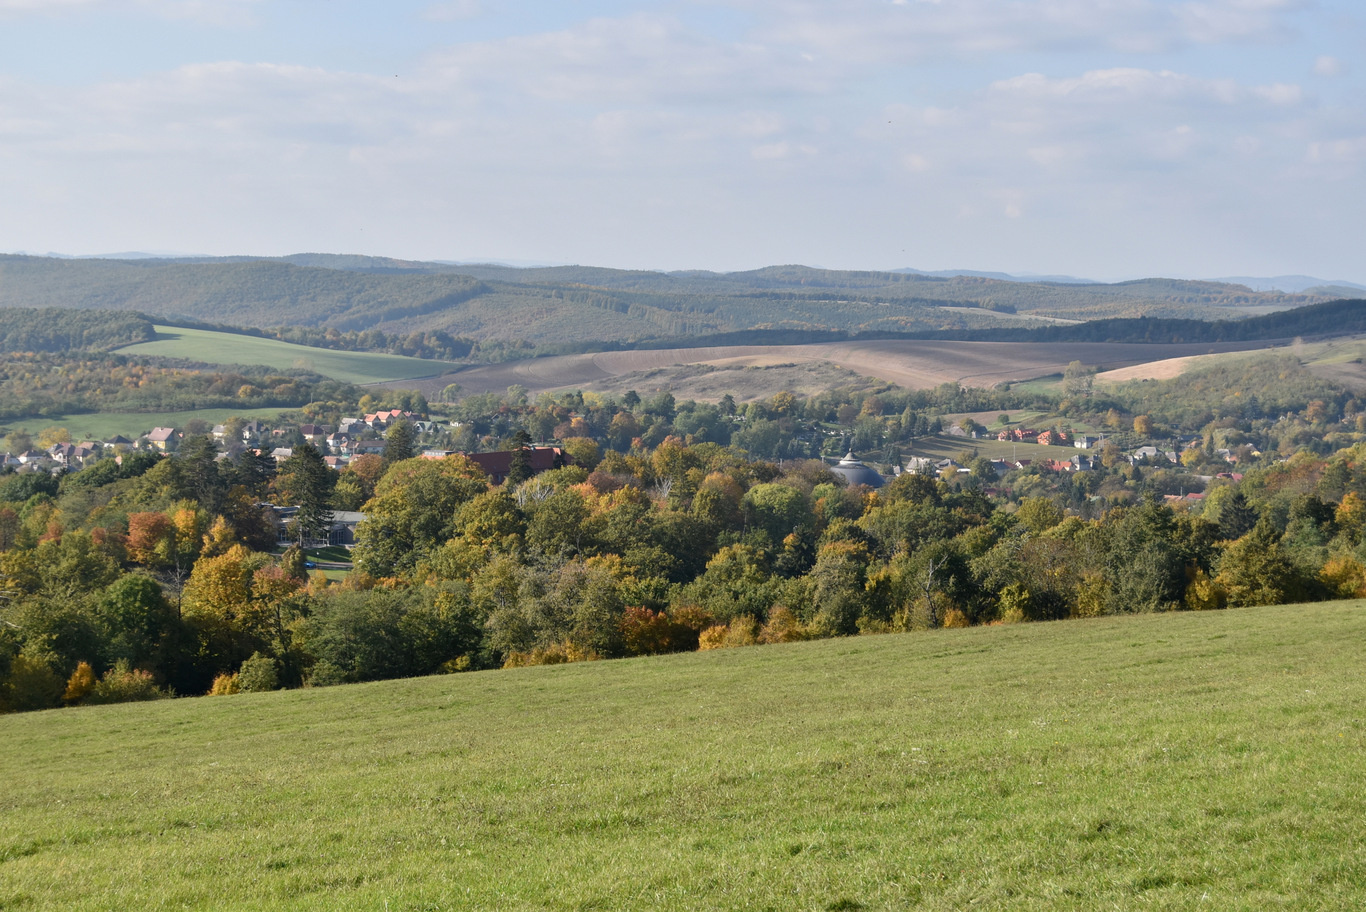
[0,254,1330,346]
[3,601,1363,910]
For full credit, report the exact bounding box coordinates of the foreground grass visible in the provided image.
[118,327,459,384]
[2,601,1364,910]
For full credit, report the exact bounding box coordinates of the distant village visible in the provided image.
[2,408,1250,514]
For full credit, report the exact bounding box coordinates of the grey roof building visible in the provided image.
[830,451,885,489]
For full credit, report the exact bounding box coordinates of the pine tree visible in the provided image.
[383,420,416,466]
[507,429,534,487]
[279,444,335,546]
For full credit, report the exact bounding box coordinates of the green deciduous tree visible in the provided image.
[353,455,488,577]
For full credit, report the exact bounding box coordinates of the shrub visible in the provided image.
[621,607,678,656]
[87,661,169,704]
[62,661,97,705]
[940,607,970,629]
[620,605,714,656]
[237,652,280,692]
[697,625,728,650]
[209,673,241,695]
[698,615,761,650]
[758,606,810,643]
[305,660,349,688]
[502,641,599,668]
[1184,568,1228,611]
[1320,555,1366,599]
[2,653,64,712]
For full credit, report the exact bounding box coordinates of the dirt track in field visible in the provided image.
[391,338,1278,401]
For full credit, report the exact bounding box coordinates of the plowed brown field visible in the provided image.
[393,338,1277,401]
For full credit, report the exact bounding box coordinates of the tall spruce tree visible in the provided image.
[383,419,416,466]
[279,443,335,546]
[507,429,534,487]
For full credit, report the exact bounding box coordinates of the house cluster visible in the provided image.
[1,437,132,474]
[993,426,1071,446]
[201,411,428,468]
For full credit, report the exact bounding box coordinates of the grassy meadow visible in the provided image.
[3,600,1364,910]
[118,327,459,384]
[906,432,1082,464]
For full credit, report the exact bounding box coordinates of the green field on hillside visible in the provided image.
[118,327,459,384]
[6,407,293,443]
[3,601,1363,910]
[907,432,1082,464]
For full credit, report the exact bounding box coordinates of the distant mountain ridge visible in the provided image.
[1213,274,1366,294]
[0,253,1348,347]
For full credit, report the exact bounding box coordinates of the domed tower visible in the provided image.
[830,451,885,489]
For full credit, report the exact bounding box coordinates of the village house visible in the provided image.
[426,446,569,485]
[145,427,181,452]
[299,424,328,445]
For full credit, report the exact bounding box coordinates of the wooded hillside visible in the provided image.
[0,254,1331,347]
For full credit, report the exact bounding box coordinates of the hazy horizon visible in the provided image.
[2,1,1362,281]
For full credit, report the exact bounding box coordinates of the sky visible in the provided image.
[1,0,1363,281]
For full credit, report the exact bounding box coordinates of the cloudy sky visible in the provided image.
[1,0,1362,280]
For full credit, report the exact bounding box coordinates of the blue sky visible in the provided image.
[1,0,1362,281]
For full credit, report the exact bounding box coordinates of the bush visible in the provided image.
[620,607,678,656]
[502,641,598,668]
[698,615,759,650]
[86,661,170,704]
[209,673,241,695]
[2,653,64,712]
[940,608,971,629]
[305,660,348,688]
[237,652,280,692]
[62,661,97,705]
[758,606,810,643]
[697,625,728,650]
[620,605,714,656]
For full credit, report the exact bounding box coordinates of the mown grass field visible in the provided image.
[906,432,1082,464]
[3,601,1364,910]
[118,327,459,384]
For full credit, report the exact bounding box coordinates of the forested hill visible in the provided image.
[0,308,155,352]
[919,297,1366,345]
[0,254,1332,347]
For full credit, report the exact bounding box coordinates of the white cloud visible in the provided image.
[1314,55,1344,77]
[425,13,833,105]
[0,3,1360,277]
[1307,136,1366,164]
[719,0,1308,67]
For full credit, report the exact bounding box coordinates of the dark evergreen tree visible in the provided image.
[279,444,335,546]
[507,429,534,487]
[383,420,416,466]
[1216,490,1258,540]
[176,435,225,513]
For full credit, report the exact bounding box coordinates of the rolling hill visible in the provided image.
[0,254,1332,347]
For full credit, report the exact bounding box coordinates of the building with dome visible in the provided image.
[829,451,885,488]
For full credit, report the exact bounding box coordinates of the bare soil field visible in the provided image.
[1097,335,1366,390]
[394,338,1274,401]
